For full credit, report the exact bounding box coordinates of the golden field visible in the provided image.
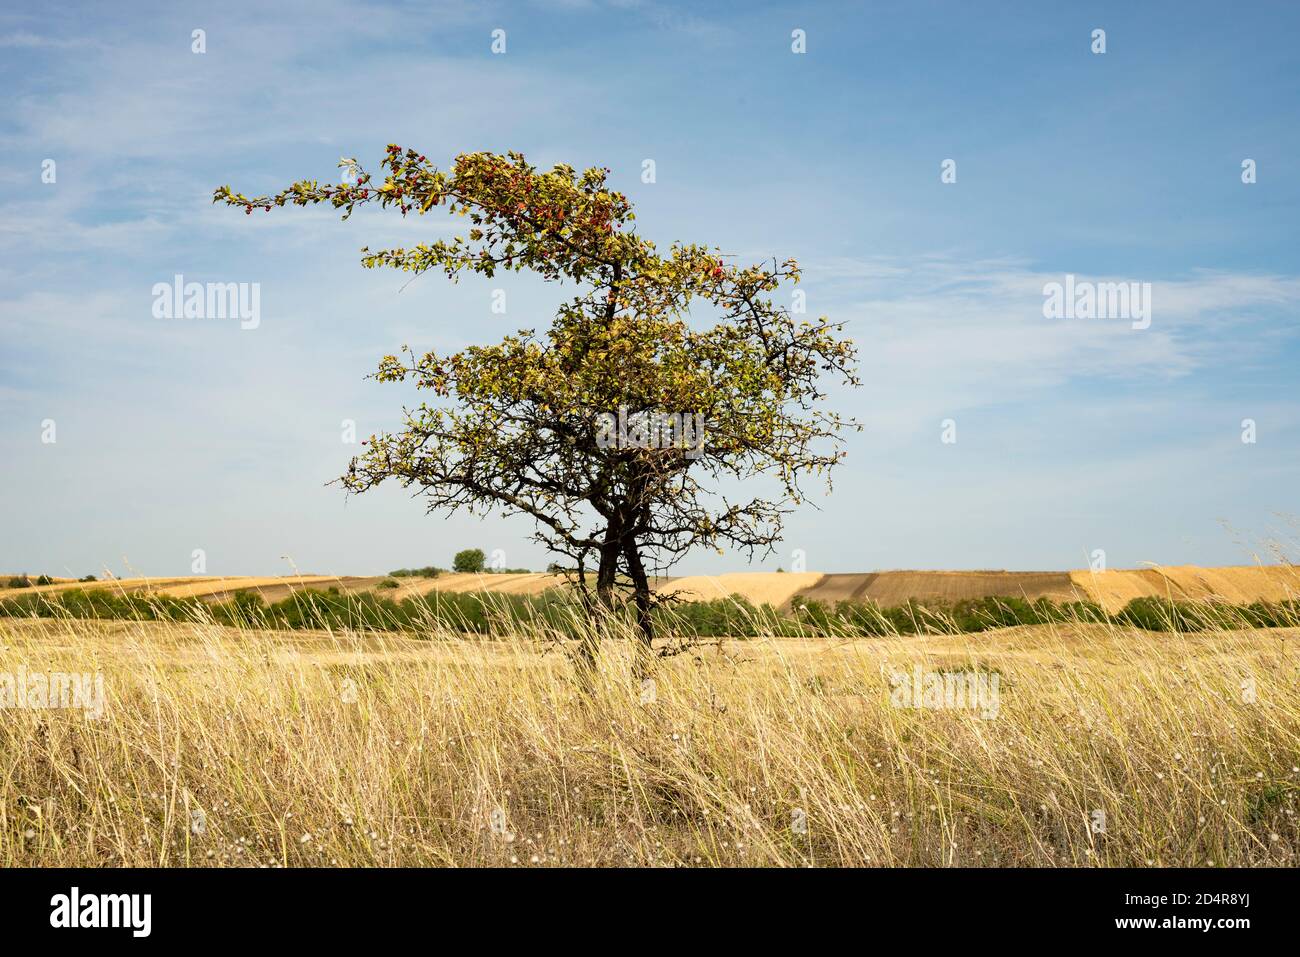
[7,563,1298,614]
[1,609,1297,867]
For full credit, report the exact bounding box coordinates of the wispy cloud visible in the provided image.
[0,31,100,49]
[802,256,1300,441]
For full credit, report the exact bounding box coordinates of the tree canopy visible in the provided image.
[215,146,859,666]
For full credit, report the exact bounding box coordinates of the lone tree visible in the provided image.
[453,548,486,574]
[216,147,859,668]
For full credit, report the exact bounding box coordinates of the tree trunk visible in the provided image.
[576,522,623,676]
[623,537,655,678]
[594,533,621,610]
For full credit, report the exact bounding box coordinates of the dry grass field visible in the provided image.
[7,564,1297,613]
[1070,565,1300,613]
[657,571,824,606]
[786,565,1300,611]
[793,570,1082,606]
[2,608,1297,867]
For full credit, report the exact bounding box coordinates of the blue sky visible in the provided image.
[2,0,1298,578]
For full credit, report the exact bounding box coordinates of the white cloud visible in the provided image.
[805,256,1300,441]
[0,31,100,49]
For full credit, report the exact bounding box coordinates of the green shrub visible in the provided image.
[5,583,1299,642]
[1116,597,1185,632]
[453,549,486,573]
[663,594,775,638]
[212,589,268,628]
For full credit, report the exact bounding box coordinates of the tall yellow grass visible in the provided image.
[1,609,1296,867]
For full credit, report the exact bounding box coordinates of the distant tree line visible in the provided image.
[4,586,1299,640]
[389,547,532,578]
